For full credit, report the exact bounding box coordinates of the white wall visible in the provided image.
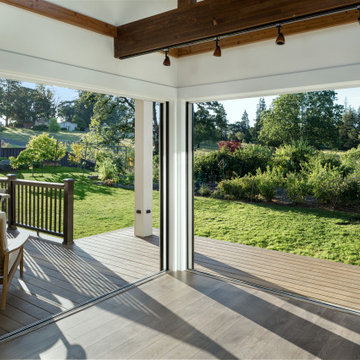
[178,23,360,101]
[0,3,178,101]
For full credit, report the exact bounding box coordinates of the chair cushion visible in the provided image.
[0,211,7,253]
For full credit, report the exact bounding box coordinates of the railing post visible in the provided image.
[63,178,74,246]
[6,174,17,230]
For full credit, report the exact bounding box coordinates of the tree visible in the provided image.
[82,92,135,146]
[193,102,228,147]
[338,107,360,150]
[49,117,60,132]
[228,111,252,143]
[259,91,343,149]
[10,133,66,175]
[0,79,21,126]
[251,97,266,142]
[259,94,302,147]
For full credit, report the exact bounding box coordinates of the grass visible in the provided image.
[8,166,360,266]
[0,128,84,146]
[195,197,360,266]
[12,166,159,239]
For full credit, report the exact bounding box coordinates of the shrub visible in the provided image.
[271,141,317,175]
[254,167,280,201]
[233,144,273,177]
[307,162,347,206]
[217,175,258,201]
[343,168,360,202]
[194,145,273,184]
[198,184,212,197]
[218,140,242,152]
[194,149,232,184]
[32,124,49,131]
[285,173,309,203]
[341,146,360,174]
[10,133,66,175]
[97,158,118,184]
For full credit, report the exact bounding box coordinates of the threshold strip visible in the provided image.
[0,271,166,343]
[191,269,360,317]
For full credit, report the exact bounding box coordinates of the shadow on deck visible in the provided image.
[1,226,360,339]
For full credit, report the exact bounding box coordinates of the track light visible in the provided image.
[163,50,170,66]
[276,25,285,45]
[213,38,221,57]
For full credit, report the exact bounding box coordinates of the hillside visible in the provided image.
[0,128,85,147]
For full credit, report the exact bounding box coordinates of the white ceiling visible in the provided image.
[46,0,177,26]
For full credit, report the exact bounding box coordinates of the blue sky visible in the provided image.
[23,82,360,126]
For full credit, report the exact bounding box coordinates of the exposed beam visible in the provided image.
[178,0,196,8]
[177,9,359,57]
[115,0,360,59]
[0,0,117,37]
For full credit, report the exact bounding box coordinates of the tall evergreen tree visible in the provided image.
[251,97,266,142]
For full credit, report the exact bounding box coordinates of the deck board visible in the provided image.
[1,226,360,340]
[0,227,160,337]
[0,272,359,359]
[194,234,360,311]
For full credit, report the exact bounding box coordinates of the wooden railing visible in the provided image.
[0,175,74,245]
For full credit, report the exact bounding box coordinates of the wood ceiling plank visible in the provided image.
[0,0,117,37]
[115,0,359,59]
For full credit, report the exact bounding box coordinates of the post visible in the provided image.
[6,174,17,230]
[134,100,153,237]
[63,178,74,246]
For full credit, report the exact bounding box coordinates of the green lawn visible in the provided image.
[13,167,159,240]
[0,128,84,146]
[10,166,360,266]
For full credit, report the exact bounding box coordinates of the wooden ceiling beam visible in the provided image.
[115,0,360,59]
[177,9,359,57]
[178,0,196,8]
[0,0,117,37]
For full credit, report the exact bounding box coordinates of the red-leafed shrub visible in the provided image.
[218,140,242,153]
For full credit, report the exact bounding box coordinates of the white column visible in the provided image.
[134,100,153,237]
[167,99,188,271]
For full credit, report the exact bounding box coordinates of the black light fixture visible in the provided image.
[358,6,360,25]
[276,25,285,45]
[163,49,171,66]
[213,37,221,57]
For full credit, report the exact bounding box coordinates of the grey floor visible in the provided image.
[0,271,359,359]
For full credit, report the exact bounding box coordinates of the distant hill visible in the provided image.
[0,128,85,148]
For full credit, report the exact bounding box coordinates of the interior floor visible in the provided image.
[0,271,359,359]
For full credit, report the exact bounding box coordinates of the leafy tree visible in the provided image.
[194,102,228,147]
[49,117,60,132]
[338,107,360,150]
[259,94,302,147]
[0,79,21,126]
[259,91,343,149]
[82,92,135,146]
[10,133,66,175]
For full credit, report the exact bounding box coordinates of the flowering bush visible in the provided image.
[218,140,242,152]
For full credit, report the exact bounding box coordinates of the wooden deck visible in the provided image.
[0,272,359,359]
[0,227,159,338]
[1,226,360,340]
[195,235,360,312]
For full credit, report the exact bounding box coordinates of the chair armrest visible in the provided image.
[6,235,29,254]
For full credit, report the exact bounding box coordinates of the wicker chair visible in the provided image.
[0,212,28,310]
